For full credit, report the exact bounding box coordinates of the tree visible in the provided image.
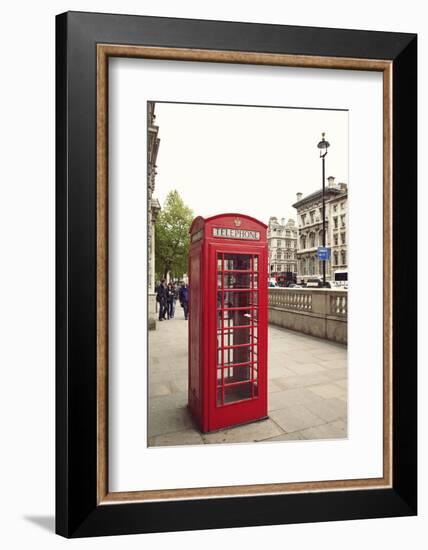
[155,190,193,280]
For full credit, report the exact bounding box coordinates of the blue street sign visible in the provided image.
[317,247,331,260]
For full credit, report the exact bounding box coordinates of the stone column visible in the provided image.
[148,199,161,330]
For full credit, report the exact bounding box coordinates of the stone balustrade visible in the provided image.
[268,288,347,344]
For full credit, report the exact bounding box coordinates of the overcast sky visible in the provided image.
[153,102,348,224]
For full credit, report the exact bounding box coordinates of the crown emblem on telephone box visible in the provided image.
[234,217,242,227]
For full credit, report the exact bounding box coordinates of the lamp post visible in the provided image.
[317,132,330,287]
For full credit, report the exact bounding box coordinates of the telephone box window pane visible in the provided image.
[223,273,252,289]
[222,309,256,326]
[217,273,222,288]
[224,365,252,384]
[217,255,223,270]
[253,256,259,271]
[253,382,259,398]
[223,345,255,367]
[224,254,252,271]
[224,382,253,404]
[219,327,256,348]
[253,273,258,288]
[220,291,257,308]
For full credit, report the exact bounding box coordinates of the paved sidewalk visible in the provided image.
[148,311,347,446]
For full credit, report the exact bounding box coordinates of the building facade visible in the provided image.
[148,102,161,328]
[328,184,348,278]
[267,217,298,280]
[292,176,348,283]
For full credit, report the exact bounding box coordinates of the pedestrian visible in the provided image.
[156,279,168,321]
[166,282,175,320]
[179,283,189,320]
[168,282,178,319]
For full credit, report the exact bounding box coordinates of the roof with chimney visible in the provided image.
[292,187,345,209]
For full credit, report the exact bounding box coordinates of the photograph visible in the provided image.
[147,101,348,446]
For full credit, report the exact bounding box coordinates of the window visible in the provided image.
[334,234,339,246]
[333,216,338,229]
[334,251,339,265]
[341,214,346,227]
[300,235,306,249]
[341,232,346,244]
[310,210,315,224]
[341,201,346,210]
[333,204,338,212]
[309,233,316,248]
[341,250,346,265]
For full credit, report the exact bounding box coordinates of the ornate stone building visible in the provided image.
[148,102,161,328]
[292,176,348,282]
[267,217,298,278]
[328,182,348,276]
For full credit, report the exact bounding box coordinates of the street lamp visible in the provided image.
[317,132,330,287]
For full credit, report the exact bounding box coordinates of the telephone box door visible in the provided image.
[209,244,268,431]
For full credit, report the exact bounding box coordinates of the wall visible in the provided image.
[268,289,348,344]
[0,1,425,550]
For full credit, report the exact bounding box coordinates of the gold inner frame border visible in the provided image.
[96,44,393,504]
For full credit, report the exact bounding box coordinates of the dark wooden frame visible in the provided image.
[56,11,417,537]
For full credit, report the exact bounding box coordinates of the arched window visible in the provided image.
[309,233,316,248]
[300,235,306,249]
[341,250,346,265]
[334,251,339,266]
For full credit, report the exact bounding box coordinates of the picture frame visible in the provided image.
[56,11,417,537]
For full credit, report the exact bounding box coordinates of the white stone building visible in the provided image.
[328,184,348,278]
[292,177,348,283]
[267,217,298,280]
[148,102,161,328]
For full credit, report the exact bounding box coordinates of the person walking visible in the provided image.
[168,282,178,319]
[166,282,175,320]
[179,283,189,320]
[156,279,167,321]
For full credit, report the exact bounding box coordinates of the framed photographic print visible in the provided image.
[56,11,417,537]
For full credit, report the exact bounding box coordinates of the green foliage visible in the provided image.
[155,190,193,280]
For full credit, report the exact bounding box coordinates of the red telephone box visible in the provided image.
[188,213,268,433]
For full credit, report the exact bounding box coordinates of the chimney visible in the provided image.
[339,182,348,192]
[296,192,303,201]
[327,176,336,188]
